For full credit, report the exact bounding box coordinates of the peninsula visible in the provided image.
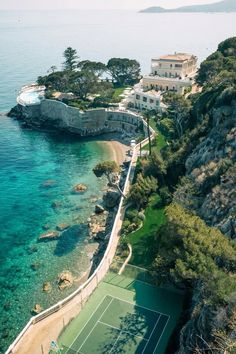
[140,0,236,13]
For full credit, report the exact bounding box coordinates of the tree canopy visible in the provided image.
[107,58,141,85]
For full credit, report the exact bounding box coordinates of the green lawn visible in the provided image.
[126,195,166,268]
[112,86,130,102]
[142,118,167,153]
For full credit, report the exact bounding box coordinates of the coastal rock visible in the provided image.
[38,231,59,241]
[43,282,52,293]
[31,304,43,315]
[73,184,87,193]
[103,189,120,209]
[58,270,74,290]
[56,223,70,231]
[90,223,106,235]
[95,204,105,214]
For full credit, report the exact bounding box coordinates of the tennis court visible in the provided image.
[58,273,183,354]
[63,294,169,354]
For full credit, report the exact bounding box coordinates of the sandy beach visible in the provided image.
[97,134,130,165]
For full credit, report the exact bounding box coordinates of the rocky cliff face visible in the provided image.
[176,103,236,238]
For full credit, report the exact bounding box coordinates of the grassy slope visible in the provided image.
[125,122,168,269]
[126,195,166,268]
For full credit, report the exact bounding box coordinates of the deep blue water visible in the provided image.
[0,8,236,353]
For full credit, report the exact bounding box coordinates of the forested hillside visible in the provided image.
[152,37,236,353]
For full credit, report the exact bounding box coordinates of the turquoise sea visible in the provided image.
[0,8,236,353]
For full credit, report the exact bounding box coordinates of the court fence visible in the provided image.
[110,261,157,286]
[6,115,155,354]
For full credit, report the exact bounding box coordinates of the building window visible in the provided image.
[170,64,173,68]
[143,97,147,102]
[150,99,154,104]
[175,64,182,68]
[136,95,140,100]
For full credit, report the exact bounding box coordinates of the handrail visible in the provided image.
[5,113,155,354]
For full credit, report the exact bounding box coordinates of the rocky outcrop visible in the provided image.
[31,304,42,315]
[175,104,236,238]
[95,204,105,214]
[103,188,120,209]
[58,271,74,290]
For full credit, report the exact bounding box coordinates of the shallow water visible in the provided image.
[0,116,110,352]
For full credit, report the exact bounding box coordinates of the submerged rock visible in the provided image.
[30,262,41,271]
[56,223,70,231]
[58,270,74,290]
[51,201,62,209]
[38,231,59,241]
[73,184,87,193]
[41,179,57,188]
[42,223,51,230]
[43,282,52,293]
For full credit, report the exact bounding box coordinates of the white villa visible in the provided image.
[142,53,198,95]
[121,86,162,111]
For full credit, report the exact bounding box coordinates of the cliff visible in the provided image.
[182,104,236,238]
[140,0,236,13]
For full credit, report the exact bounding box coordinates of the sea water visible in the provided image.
[0,8,236,352]
[0,116,110,351]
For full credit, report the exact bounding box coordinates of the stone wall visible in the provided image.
[22,99,143,137]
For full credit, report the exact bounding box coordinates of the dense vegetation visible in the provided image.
[37,47,141,110]
[122,37,236,353]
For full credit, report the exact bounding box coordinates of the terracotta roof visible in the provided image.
[155,53,196,62]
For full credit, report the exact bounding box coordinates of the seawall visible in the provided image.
[14,99,145,137]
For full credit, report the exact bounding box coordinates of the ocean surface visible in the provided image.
[0,9,236,353]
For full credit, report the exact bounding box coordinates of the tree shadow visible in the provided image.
[99,300,158,353]
[54,224,88,257]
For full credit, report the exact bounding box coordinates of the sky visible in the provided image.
[0,0,219,10]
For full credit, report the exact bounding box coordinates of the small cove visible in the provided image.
[0,116,111,352]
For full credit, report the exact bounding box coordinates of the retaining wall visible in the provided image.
[23,99,143,137]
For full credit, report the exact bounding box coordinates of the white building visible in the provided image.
[143,53,197,95]
[120,86,162,112]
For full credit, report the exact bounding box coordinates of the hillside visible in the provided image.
[154,37,236,352]
[140,0,236,13]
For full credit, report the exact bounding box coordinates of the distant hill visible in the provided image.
[140,0,236,13]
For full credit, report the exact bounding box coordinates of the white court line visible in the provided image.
[108,294,168,317]
[65,295,110,354]
[108,331,123,354]
[98,320,148,341]
[141,315,161,354]
[78,298,114,352]
[152,316,170,354]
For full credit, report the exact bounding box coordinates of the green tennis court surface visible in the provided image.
[58,274,183,354]
[64,295,169,354]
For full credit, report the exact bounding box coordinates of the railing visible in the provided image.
[6,115,155,354]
